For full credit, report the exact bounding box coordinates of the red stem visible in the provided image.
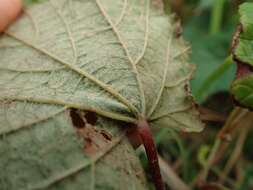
[136,118,165,190]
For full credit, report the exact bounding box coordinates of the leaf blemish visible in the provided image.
[100,130,112,141]
[80,126,112,155]
[71,116,113,155]
[69,109,112,154]
[69,108,86,128]
[84,111,98,125]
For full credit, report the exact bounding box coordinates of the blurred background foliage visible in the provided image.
[170,0,239,103]
[22,0,253,190]
[154,1,253,190]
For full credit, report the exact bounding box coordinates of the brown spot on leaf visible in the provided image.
[69,108,85,128]
[84,111,98,125]
[79,125,112,156]
[70,113,113,156]
[100,130,112,141]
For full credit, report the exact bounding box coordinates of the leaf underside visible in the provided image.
[0,0,203,189]
[231,2,253,109]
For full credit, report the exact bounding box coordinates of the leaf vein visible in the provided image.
[0,96,136,122]
[29,134,125,190]
[49,0,78,64]
[147,35,173,118]
[95,0,146,115]
[0,106,67,136]
[5,32,139,116]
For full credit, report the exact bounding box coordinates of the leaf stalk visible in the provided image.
[136,118,165,190]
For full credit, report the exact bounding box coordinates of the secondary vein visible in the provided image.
[49,0,78,64]
[5,32,139,116]
[147,35,173,118]
[134,0,150,66]
[29,134,125,190]
[0,106,67,136]
[0,96,136,123]
[95,0,147,115]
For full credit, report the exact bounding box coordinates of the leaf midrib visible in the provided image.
[5,32,139,118]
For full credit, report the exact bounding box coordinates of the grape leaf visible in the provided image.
[231,2,253,109]
[0,0,203,189]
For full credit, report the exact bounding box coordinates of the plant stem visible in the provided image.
[202,139,221,181]
[210,0,226,35]
[159,155,190,190]
[219,113,253,183]
[193,107,248,186]
[202,107,247,181]
[137,118,165,190]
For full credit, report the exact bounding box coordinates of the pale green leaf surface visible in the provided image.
[231,3,253,109]
[0,0,203,129]
[0,0,203,189]
[0,108,147,190]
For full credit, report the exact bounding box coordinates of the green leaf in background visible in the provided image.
[0,0,203,189]
[231,2,253,109]
[184,11,236,102]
